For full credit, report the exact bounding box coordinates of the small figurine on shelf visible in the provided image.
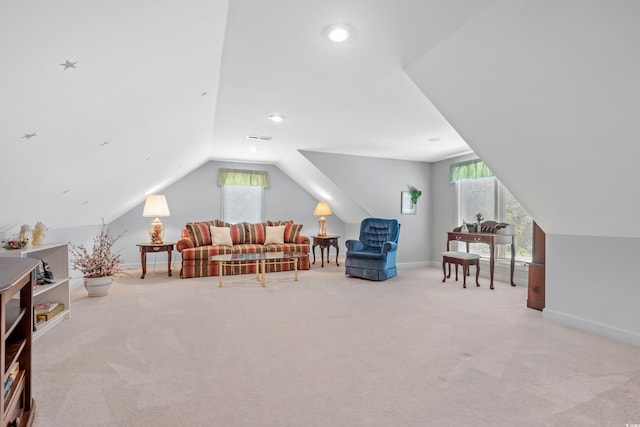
[41,259,56,284]
[34,265,46,286]
[32,221,47,246]
[461,219,469,233]
[18,224,32,246]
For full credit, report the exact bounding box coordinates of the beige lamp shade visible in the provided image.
[313,201,332,236]
[143,195,170,244]
[313,201,332,217]
[143,195,170,217]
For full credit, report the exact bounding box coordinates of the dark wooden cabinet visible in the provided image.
[0,258,37,427]
[527,222,546,311]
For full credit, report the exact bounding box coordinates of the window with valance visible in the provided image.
[451,159,532,261]
[218,168,268,223]
[450,159,494,183]
[218,168,269,187]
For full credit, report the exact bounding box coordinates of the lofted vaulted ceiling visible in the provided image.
[1,0,490,232]
[5,1,636,238]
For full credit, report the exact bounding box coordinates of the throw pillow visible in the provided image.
[243,222,265,244]
[229,223,246,244]
[186,221,215,246]
[209,226,233,246]
[264,225,286,245]
[285,223,303,243]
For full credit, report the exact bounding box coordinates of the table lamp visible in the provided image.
[313,201,332,236]
[143,194,170,244]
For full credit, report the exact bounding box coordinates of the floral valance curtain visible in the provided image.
[450,159,494,183]
[218,168,270,188]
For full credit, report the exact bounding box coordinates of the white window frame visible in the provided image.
[221,185,264,224]
[455,177,532,263]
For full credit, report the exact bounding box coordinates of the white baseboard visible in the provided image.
[398,261,431,269]
[544,308,640,348]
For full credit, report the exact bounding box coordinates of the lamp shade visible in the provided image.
[313,201,332,216]
[143,195,170,218]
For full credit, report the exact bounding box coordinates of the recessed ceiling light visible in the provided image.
[268,114,285,123]
[323,24,356,43]
[246,135,272,141]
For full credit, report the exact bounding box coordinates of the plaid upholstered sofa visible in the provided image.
[176,220,310,278]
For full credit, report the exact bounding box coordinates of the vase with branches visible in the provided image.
[70,222,124,296]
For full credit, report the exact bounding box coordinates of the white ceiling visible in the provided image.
[211,0,492,164]
[1,0,493,231]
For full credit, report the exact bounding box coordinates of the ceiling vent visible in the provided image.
[246,135,272,141]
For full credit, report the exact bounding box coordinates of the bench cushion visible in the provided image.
[442,251,480,260]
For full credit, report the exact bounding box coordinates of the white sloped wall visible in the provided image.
[406,0,640,346]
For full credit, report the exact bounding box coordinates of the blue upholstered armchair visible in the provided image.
[345,218,401,281]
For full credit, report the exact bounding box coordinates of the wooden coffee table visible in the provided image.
[209,252,305,287]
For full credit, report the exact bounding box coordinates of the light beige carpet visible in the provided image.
[32,265,640,426]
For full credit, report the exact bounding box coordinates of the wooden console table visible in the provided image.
[312,235,340,267]
[447,231,516,289]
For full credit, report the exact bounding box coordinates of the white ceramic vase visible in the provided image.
[84,276,113,297]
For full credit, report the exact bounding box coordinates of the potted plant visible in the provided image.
[409,186,422,204]
[70,222,124,297]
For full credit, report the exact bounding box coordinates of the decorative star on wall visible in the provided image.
[21,132,37,139]
[60,60,78,70]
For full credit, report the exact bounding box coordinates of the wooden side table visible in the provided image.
[312,235,340,268]
[137,243,174,279]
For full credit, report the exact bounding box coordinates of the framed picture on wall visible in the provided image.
[401,191,416,215]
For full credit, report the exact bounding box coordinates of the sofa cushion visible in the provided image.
[265,219,301,242]
[266,220,293,226]
[229,223,244,245]
[285,223,303,243]
[186,221,215,246]
[244,222,265,244]
[210,226,233,246]
[265,225,286,244]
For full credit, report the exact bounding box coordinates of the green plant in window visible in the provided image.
[409,186,422,204]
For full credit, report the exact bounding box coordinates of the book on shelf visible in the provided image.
[3,362,20,403]
[35,302,60,315]
[36,303,64,322]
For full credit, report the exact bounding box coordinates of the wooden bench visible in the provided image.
[442,251,480,288]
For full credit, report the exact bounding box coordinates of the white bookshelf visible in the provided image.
[0,242,71,338]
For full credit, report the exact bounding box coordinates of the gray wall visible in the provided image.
[431,153,529,285]
[46,153,640,347]
[432,154,640,346]
[302,151,432,265]
[109,160,337,268]
[431,153,475,264]
[52,155,432,280]
[545,235,640,347]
